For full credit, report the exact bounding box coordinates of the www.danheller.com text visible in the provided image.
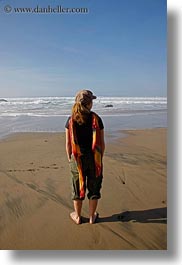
[4,4,89,14]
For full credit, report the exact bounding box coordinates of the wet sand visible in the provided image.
[0,128,167,250]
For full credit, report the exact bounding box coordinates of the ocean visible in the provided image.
[0,97,167,139]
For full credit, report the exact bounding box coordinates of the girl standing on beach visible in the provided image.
[65,90,105,224]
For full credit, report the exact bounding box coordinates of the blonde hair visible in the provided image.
[72,102,90,125]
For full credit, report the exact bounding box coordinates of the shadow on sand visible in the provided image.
[97,207,167,224]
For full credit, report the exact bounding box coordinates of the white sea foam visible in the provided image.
[0,97,167,117]
[0,97,167,138]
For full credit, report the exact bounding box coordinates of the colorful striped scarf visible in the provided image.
[69,112,102,199]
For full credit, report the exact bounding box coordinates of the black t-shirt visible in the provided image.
[65,112,104,154]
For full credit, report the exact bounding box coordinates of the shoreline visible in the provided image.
[0,110,167,140]
[0,128,167,250]
[0,125,167,143]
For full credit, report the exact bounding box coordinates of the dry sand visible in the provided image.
[0,128,167,250]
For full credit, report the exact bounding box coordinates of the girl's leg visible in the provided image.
[70,200,82,224]
[89,199,98,224]
[73,199,82,217]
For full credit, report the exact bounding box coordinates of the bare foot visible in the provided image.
[89,212,99,224]
[70,212,81,225]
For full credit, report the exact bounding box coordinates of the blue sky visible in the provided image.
[0,0,166,97]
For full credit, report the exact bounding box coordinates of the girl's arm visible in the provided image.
[100,129,105,157]
[65,128,72,161]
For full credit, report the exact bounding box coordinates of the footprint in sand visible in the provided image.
[39,164,59,170]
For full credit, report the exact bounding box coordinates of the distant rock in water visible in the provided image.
[104,104,113,108]
[0,99,8,102]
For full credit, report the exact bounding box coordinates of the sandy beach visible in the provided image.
[0,128,167,250]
